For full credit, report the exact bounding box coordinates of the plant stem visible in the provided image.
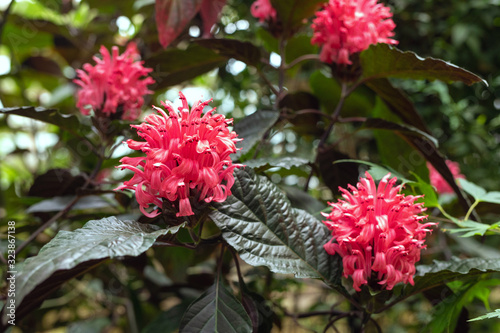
[464,200,480,221]
[284,54,321,70]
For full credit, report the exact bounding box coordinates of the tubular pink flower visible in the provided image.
[74,42,155,121]
[311,0,398,65]
[250,0,277,23]
[322,172,435,291]
[115,92,243,217]
[427,160,465,194]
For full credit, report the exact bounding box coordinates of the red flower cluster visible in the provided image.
[427,160,465,194]
[115,92,242,217]
[322,172,435,291]
[250,0,277,23]
[311,0,398,65]
[74,43,155,121]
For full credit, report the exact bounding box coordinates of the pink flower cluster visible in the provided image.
[74,43,155,121]
[115,92,242,217]
[311,0,398,65]
[250,0,277,23]
[427,160,465,194]
[322,172,435,291]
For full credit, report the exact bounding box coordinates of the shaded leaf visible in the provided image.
[179,275,252,333]
[22,56,62,76]
[400,257,500,301]
[210,167,343,288]
[364,78,428,133]
[28,169,87,197]
[360,44,486,85]
[279,91,324,136]
[0,106,82,136]
[270,0,326,37]
[281,185,325,218]
[196,38,262,67]
[0,217,184,327]
[233,110,280,158]
[146,44,227,89]
[200,0,226,37]
[317,147,359,195]
[155,0,203,48]
[143,301,193,333]
[26,194,119,213]
[469,309,500,322]
[67,317,111,333]
[241,290,274,333]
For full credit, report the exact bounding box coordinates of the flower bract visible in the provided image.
[74,42,155,121]
[311,0,398,65]
[322,172,435,291]
[250,0,277,23]
[115,92,242,217]
[427,160,465,194]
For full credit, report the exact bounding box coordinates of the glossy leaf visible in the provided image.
[155,0,203,48]
[400,257,500,301]
[179,276,252,333]
[469,309,500,322]
[146,44,227,89]
[196,38,262,67]
[210,167,343,288]
[233,111,280,158]
[360,44,486,85]
[1,217,184,326]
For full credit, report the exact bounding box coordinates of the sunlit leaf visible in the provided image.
[446,220,499,237]
[459,179,500,204]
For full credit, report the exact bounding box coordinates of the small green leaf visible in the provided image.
[179,275,252,333]
[459,179,500,204]
[360,44,486,86]
[446,220,497,237]
[210,167,343,288]
[1,217,184,326]
[469,309,500,322]
[233,111,280,158]
[411,172,439,208]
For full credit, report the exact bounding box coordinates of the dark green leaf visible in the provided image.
[195,39,262,67]
[233,111,280,158]
[143,301,193,333]
[1,217,184,326]
[309,70,373,117]
[317,146,360,195]
[281,185,325,218]
[241,290,274,333]
[360,44,486,86]
[0,106,82,136]
[146,44,227,89]
[364,78,428,133]
[469,309,500,322]
[411,172,439,208]
[270,0,326,37]
[400,257,500,300]
[179,275,252,333]
[210,167,343,288]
